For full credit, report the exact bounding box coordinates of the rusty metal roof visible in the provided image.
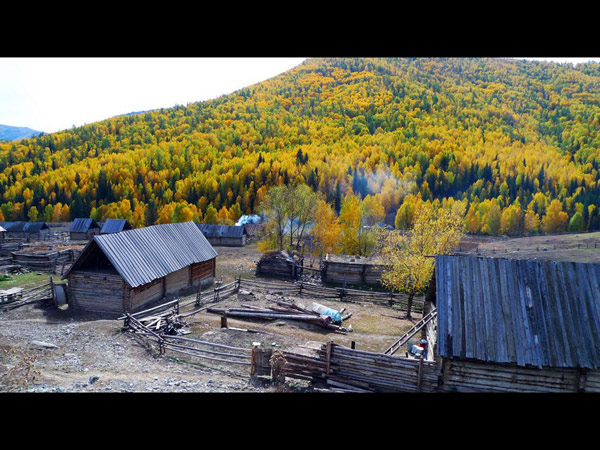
[66,222,218,288]
[435,254,600,369]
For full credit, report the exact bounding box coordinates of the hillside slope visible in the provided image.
[0,57,599,233]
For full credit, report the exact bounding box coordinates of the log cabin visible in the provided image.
[196,224,247,246]
[321,254,391,287]
[430,254,600,393]
[64,221,218,316]
[69,218,101,241]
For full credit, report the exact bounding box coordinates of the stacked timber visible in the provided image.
[120,298,188,335]
[207,300,349,333]
[256,250,304,280]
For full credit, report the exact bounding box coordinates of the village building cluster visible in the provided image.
[1,214,599,393]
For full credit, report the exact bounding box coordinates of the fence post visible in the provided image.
[49,276,55,305]
[325,341,332,379]
[416,356,424,392]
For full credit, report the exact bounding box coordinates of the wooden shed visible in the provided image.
[321,254,390,287]
[196,224,247,246]
[432,254,600,393]
[256,250,304,280]
[69,218,101,240]
[64,222,218,316]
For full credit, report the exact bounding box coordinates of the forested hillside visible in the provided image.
[1,57,599,234]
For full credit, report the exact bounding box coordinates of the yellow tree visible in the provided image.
[27,206,39,222]
[338,195,362,255]
[542,199,568,233]
[311,199,342,257]
[379,205,464,319]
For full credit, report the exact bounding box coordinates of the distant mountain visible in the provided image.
[0,124,40,141]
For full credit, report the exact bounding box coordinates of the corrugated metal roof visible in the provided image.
[69,218,99,233]
[0,221,48,232]
[196,224,246,239]
[23,222,49,232]
[100,219,131,234]
[0,222,19,231]
[66,221,218,288]
[436,254,600,369]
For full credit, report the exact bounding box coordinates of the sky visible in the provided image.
[0,58,307,133]
[1,57,599,134]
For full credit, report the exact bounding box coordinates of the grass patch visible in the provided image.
[0,271,51,290]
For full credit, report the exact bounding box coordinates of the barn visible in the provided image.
[64,221,218,316]
[69,218,101,240]
[196,224,247,246]
[432,254,600,393]
[100,219,132,234]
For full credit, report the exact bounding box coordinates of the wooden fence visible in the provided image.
[0,281,55,312]
[238,277,424,313]
[253,342,442,393]
[122,311,252,367]
[121,281,252,367]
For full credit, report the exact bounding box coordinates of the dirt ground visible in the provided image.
[459,231,600,263]
[0,243,418,393]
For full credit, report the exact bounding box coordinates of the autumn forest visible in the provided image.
[1,57,600,237]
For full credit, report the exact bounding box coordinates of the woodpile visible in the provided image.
[206,299,349,333]
[122,311,252,367]
[119,298,189,335]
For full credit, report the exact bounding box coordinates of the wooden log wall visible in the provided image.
[191,260,215,286]
[129,278,164,312]
[441,359,600,393]
[263,342,441,393]
[165,267,190,296]
[67,272,126,315]
[10,248,75,272]
[256,259,297,279]
[321,261,389,286]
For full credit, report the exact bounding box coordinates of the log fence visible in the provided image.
[253,342,442,393]
[122,312,252,366]
[0,280,55,311]
[238,277,424,313]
